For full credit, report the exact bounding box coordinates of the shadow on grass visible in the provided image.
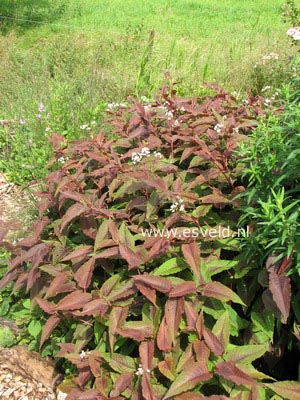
[0,0,67,34]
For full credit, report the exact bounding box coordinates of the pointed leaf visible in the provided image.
[182,242,201,284]
[215,361,257,386]
[157,316,173,352]
[74,257,96,289]
[203,327,224,356]
[225,344,268,365]
[163,362,213,399]
[40,315,61,348]
[165,298,184,345]
[169,282,197,298]
[269,270,291,324]
[110,372,133,397]
[201,282,245,305]
[265,381,300,400]
[133,274,172,293]
[55,291,92,311]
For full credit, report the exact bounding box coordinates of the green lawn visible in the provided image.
[0,1,292,113]
[0,0,294,178]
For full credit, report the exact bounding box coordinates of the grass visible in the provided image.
[0,0,295,183]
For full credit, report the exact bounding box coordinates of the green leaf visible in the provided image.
[201,282,245,306]
[28,319,42,339]
[153,258,186,276]
[212,310,230,350]
[251,311,274,342]
[265,381,300,400]
[225,344,268,365]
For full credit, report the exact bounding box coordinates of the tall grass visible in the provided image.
[0,0,296,183]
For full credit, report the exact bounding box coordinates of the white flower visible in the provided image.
[170,197,185,213]
[141,147,151,157]
[264,98,271,106]
[166,110,174,120]
[80,350,86,360]
[135,364,144,376]
[287,27,300,40]
[36,113,42,120]
[19,118,26,125]
[154,151,162,158]
[45,127,51,132]
[107,102,127,111]
[57,156,68,164]
[146,369,151,373]
[214,123,224,133]
[131,152,143,164]
[233,127,239,134]
[262,52,279,61]
[144,105,151,112]
[232,91,239,98]
[261,86,271,92]
[91,120,97,125]
[172,119,180,127]
[243,99,249,105]
[80,124,89,130]
[38,103,45,112]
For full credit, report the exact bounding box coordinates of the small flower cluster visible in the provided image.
[254,52,279,68]
[107,102,127,111]
[287,26,300,41]
[214,123,224,133]
[131,148,162,164]
[135,364,150,376]
[36,103,46,120]
[80,124,91,131]
[80,350,91,360]
[262,52,279,61]
[57,156,68,164]
[170,197,185,213]
[261,85,272,92]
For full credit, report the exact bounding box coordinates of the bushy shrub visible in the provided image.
[1,86,300,399]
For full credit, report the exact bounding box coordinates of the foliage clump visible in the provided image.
[1,86,299,399]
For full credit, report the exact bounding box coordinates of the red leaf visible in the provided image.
[40,315,61,348]
[203,328,224,356]
[193,340,210,367]
[215,361,257,386]
[201,281,245,305]
[133,274,171,293]
[135,282,157,306]
[109,307,129,351]
[81,299,108,316]
[184,300,198,329]
[60,203,89,233]
[165,298,184,345]
[74,257,96,289]
[139,341,154,372]
[169,282,197,298]
[110,372,133,397]
[45,271,72,299]
[117,322,153,342]
[269,270,291,324]
[182,242,201,284]
[163,361,213,399]
[146,238,170,261]
[55,291,92,311]
[62,245,92,262]
[157,316,173,352]
[119,243,143,269]
[36,297,56,314]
